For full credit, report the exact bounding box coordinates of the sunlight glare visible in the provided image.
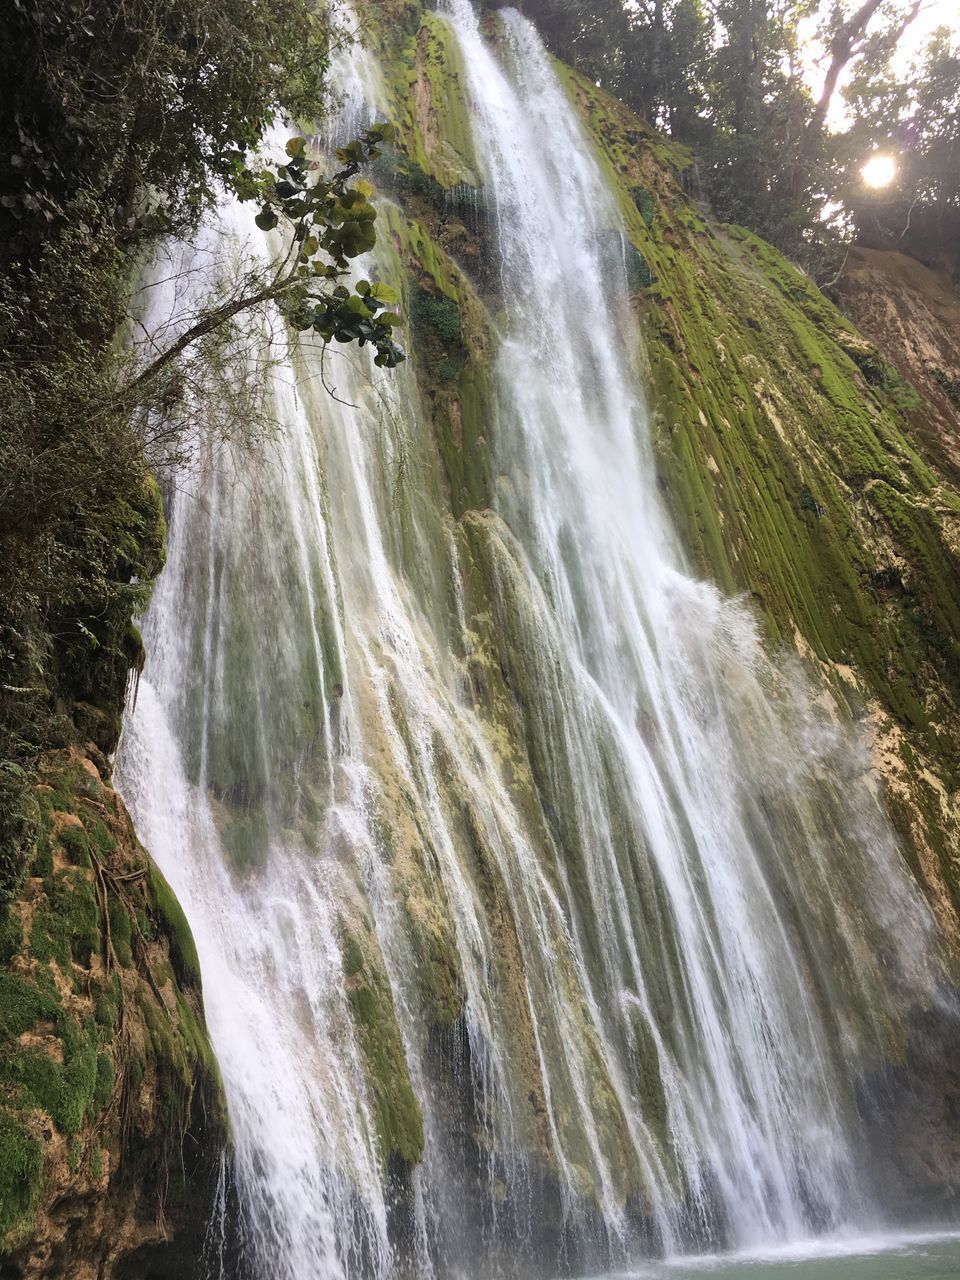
[862,154,897,188]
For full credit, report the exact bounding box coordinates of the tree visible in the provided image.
[696,0,826,255]
[0,0,333,260]
[841,24,960,268]
[518,0,954,274]
[811,0,921,134]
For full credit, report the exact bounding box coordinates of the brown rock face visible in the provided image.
[0,748,225,1279]
[837,247,960,472]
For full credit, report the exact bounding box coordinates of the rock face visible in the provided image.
[361,0,960,1215]
[554,75,960,937]
[0,391,223,1270]
[836,246,960,472]
[0,748,224,1277]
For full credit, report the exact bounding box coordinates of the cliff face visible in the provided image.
[836,247,960,472]
[0,743,225,1277]
[0,459,225,1268]
[348,0,960,1224]
[364,0,960,941]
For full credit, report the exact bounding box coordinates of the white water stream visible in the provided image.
[117,5,942,1278]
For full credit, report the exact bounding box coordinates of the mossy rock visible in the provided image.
[0,1113,43,1241]
[0,750,224,1260]
[342,933,424,1168]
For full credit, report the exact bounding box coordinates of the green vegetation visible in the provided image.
[343,935,424,1167]
[411,285,464,347]
[523,0,960,271]
[148,864,202,988]
[0,754,222,1249]
[0,1114,42,1239]
[0,0,954,1252]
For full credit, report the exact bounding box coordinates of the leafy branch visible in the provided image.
[125,122,405,409]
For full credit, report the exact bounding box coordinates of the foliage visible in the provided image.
[411,285,463,346]
[525,0,958,273]
[840,25,960,262]
[242,129,404,369]
[0,0,334,260]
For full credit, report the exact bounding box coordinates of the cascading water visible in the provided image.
[117,5,944,1277]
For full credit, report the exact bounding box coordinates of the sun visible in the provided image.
[862,154,897,189]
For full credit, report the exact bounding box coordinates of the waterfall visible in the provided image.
[117,5,942,1277]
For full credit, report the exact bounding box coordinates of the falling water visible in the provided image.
[117,5,942,1278]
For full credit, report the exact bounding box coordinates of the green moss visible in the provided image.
[405,907,463,1029]
[0,913,22,965]
[93,1051,114,1110]
[624,242,655,290]
[631,185,656,228]
[30,869,101,970]
[347,959,424,1168]
[0,1112,43,1238]
[0,971,59,1039]
[438,355,466,382]
[219,808,270,877]
[343,934,365,978]
[30,813,53,880]
[40,763,84,815]
[373,7,479,190]
[0,1016,99,1137]
[148,863,201,988]
[94,974,121,1039]
[372,200,494,517]
[87,818,117,858]
[58,823,90,868]
[107,897,134,968]
[0,748,230,1231]
[411,282,463,345]
[564,82,960,779]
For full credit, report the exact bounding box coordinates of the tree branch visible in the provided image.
[121,276,290,402]
[813,0,921,132]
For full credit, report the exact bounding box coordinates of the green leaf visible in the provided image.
[335,139,364,165]
[285,136,306,158]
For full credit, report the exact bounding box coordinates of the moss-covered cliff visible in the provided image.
[0,748,224,1276]
[362,0,960,947]
[4,0,959,1264]
[555,72,960,938]
[278,1,960,1234]
[0,446,225,1271]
